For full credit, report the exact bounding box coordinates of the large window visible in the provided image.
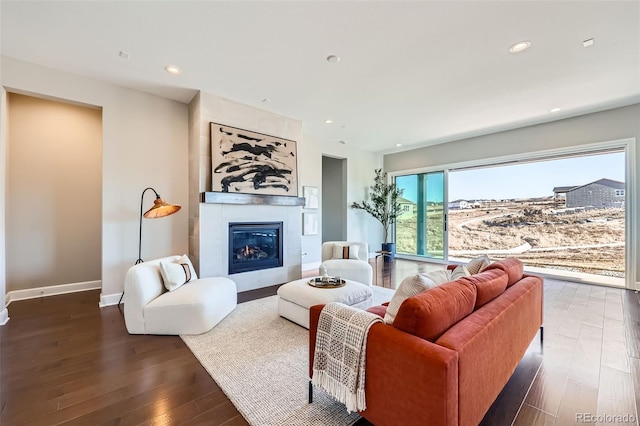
[392,143,633,289]
[447,151,626,285]
[395,171,445,259]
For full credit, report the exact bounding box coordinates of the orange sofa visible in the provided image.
[309,258,543,426]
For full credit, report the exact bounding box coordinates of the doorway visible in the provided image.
[321,156,347,242]
[6,93,102,298]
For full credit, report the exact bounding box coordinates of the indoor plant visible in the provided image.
[351,168,403,260]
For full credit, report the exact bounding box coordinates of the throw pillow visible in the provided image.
[466,254,491,275]
[159,254,197,291]
[418,269,452,284]
[384,269,451,325]
[450,264,471,281]
[177,254,198,280]
[332,244,360,260]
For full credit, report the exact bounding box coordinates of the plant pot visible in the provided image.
[381,242,395,263]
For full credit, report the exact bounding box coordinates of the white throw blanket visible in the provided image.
[311,302,382,413]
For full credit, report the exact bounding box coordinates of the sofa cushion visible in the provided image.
[332,244,360,260]
[460,269,508,309]
[319,258,373,286]
[384,269,451,324]
[393,280,477,342]
[483,258,524,287]
[144,277,237,335]
[466,255,491,275]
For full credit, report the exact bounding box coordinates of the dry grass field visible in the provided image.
[449,200,625,276]
[397,199,625,277]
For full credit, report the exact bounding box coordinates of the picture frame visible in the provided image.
[303,186,319,209]
[211,123,298,196]
[303,213,319,235]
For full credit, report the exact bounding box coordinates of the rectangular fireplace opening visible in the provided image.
[228,222,283,274]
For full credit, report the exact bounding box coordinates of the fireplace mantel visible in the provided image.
[201,192,305,206]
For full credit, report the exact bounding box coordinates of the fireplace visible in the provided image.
[228,222,283,274]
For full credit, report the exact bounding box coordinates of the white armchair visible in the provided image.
[123,255,237,335]
[319,241,373,286]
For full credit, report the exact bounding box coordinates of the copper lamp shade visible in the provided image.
[135,187,181,265]
[143,197,181,219]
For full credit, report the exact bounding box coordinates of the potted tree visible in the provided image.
[351,168,403,261]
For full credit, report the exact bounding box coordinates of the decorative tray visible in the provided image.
[307,277,346,288]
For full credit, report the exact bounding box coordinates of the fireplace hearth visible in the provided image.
[228,222,283,274]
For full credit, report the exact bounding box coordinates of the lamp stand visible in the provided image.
[136,187,161,265]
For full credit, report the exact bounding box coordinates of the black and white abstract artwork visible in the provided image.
[211,123,298,196]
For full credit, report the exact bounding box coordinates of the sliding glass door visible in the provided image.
[392,144,631,288]
[395,171,446,260]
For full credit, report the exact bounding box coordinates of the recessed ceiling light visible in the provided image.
[324,119,333,124]
[549,107,561,113]
[508,41,532,53]
[583,38,594,48]
[326,55,340,63]
[395,143,402,147]
[164,65,182,75]
[338,140,347,144]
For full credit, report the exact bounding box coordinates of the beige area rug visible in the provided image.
[181,286,394,426]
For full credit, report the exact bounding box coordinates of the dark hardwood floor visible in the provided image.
[1,259,638,425]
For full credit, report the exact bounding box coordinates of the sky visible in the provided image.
[397,151,626,202]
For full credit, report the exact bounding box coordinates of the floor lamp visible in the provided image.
[119,187,181,305]
[135,187,182,264]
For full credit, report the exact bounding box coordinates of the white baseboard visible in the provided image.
[99,292,123,307]
[5,280,101,305]
[0,308,9,326]
[302,261,321,271]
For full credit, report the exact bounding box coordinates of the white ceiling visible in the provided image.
[1,1,639,153]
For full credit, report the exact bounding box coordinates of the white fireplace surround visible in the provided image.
[188,91,305,293]
[199,202,302,292]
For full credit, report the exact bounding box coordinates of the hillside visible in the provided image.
[397,199,625,277]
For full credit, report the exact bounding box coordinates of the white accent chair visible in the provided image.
[319,241,373,286]
[123,255,237,335]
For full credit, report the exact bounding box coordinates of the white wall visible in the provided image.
[1,57,189,306]
[384,104,640,285]
[299,134,383,269]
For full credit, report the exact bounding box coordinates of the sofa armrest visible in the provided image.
[123,257,177,334]
[309,304,459,426]
[309,304,324,377]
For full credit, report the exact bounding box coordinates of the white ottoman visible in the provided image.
[277,278,373,328]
